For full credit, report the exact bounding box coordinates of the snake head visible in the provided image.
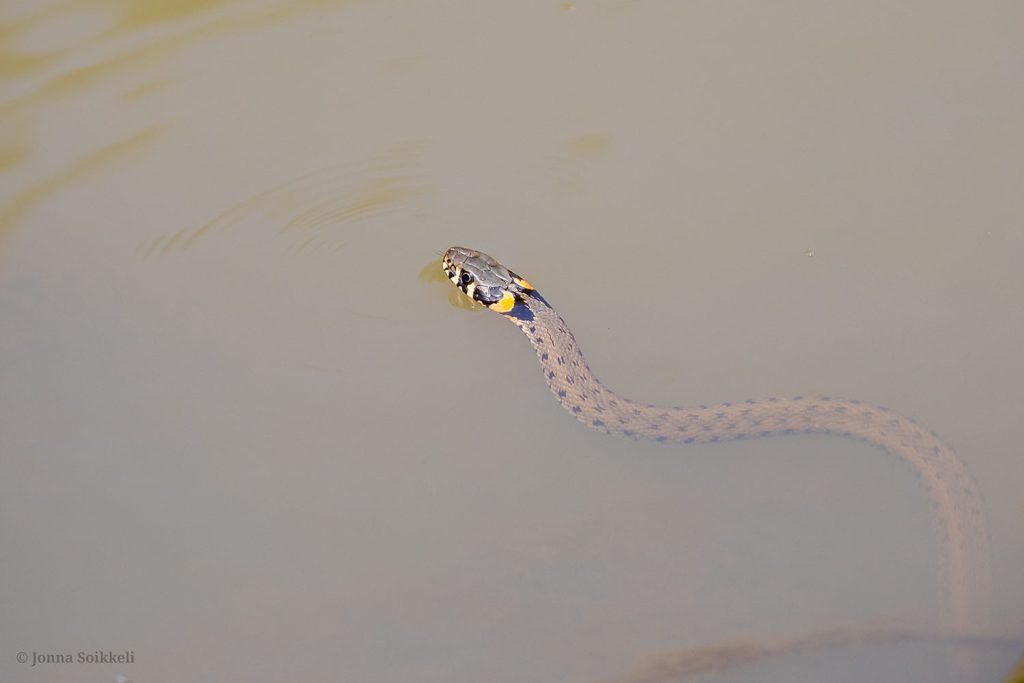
[442,246,534,313]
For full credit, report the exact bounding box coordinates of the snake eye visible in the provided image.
[459,271,474,285]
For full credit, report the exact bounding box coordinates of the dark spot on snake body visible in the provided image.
[592,419,605,427]
[557,390,567,398]
[745,399,756,405]
[608,400,618,407]
[736,433,747,439]
[541,352,548,360]
[834,406,847,414]
[572,405,582,414]
[677,425,688,432]
[660,413,669,420]
[528,326,536,334]
[557,356,564,365]
[623,430,634,437]
[768,397,778,403]
[683,437,695,444]
[822,396,832,401]
[566,375,575,384]
[708,436,719,442]
[793,395,803,401]
[547,370,556,379]
[655,436,667,443]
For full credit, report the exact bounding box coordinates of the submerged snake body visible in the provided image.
[442,246,992,634]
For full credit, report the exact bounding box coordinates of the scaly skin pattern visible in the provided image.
[503,290,992,634]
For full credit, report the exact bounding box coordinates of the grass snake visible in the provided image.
[441,245,992,637]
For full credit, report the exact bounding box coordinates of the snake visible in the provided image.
[441,246,992,636]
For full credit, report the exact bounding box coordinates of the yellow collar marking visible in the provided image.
[488,290,517,313]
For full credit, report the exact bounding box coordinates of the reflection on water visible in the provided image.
[1007,652,1024,683]
[420,258,486,312]
[1,0,347,247]
[0,138,29,172]
[601,626,1024,683]
[1,126,163,248]
[2,1,1023,682]
[1,0,346,82]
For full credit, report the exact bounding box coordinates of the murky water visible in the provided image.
[2,2,1023,681]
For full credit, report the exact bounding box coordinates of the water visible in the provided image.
[2,1,1023,681]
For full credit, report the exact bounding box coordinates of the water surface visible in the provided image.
[2,2,1023,681]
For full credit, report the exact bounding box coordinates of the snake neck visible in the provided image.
[506,291,991,634]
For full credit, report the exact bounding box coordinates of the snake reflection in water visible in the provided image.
[440,245,991,637]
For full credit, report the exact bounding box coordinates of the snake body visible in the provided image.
[441,246,992,634]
